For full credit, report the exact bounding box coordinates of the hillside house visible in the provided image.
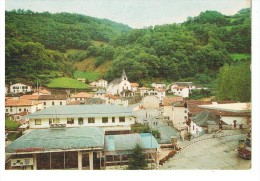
[25,104,135,134]
[106,70,134,97]
[171,86,189,98]
[10,83,32,93]
[5,99,43,115]
[172,101,189,130]
[70,92,94,102]
[94,89,106,99]
[162,96,184,121]
[104,94,128,107]
[38,95,68,109]
[139,87,166,103]
[130,83,139,92]
[151,83,166,89]
[171,82,195,92]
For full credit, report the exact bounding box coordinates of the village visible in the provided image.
[4,70,251,170]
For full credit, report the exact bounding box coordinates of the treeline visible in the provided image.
[104,9,251,86]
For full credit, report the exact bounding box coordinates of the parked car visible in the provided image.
[238,147,251,160]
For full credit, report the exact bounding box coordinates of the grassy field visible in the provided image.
[47,77,88,89]
[73,71,100,82]
[230,53,251,61]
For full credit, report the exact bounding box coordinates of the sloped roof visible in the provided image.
[190,110,220,127]
[108,78,122,86]
[71,92,93,98]
[20,95,41,100]
[24,104,133,119]
[38,94,67,100]
[105,94,120,100]
[104,133,159,155]
[172,82,194,87]
[131,83,139,87]
[162,96,184,106]
[5,127,104,154]
[95,89,106,94]
[5,99,41,107]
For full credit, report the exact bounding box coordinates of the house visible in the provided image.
[77,78,86,83]
[96,79,108,88]
[131,83,139,92]
[151,83,166,89]
[70,92,94,102]
[5,127,159,170]
[139,87,166,103]
[10,83,32,93]
[107,70,134,97]
[170,82,195,93]
[24,104,135,134]
[142,95,160,109]
[162,96,184,121]
[104,94,128,107]
[94,89,106,99]
[172,101,189,130]
[139,87,150,96]
[171,86,189,98]
[5,93,21,100]
[189,110,220,136]
[38,95,68,109]
[5,99,43,115]
[199,102,251,129]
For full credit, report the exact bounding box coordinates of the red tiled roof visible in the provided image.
[5,99,41,107]
[20,95,41,100]
[131,83,139,87]
[162,96,184,106]
[71,92,93,98]
[105,94,119,100]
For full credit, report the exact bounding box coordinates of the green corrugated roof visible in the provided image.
[104,133,159,154]
[24,104,133,119]
[5,127,104,154]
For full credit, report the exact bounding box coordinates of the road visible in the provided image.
[159,130,251,170]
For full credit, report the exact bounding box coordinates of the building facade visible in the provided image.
[10,83,32,93]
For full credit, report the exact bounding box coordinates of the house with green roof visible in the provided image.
[5,127,159,170]
[24,104,135,134]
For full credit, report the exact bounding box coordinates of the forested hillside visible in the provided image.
[5,8,251,99]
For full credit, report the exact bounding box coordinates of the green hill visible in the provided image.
[47,77,88,89]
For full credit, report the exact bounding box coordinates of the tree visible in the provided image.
[127,143,148,170]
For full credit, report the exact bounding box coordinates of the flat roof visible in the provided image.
[24,104,133,119]
[5,127,104,154]
[104,133,159,155]
[198,103,251,113]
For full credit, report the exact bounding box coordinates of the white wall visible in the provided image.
[29,116,135,129]
[10,83,32,93]
[143,96,160,109]
[221,116,248,127]
[5,104,42,115]
[97,80,107,88]
[172,87,189,97]
[189,121,203,135]
[41,100,67,109]
[163,106,173,121]
[173,107,188,130]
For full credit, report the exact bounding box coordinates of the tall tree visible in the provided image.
[127,144,148,170]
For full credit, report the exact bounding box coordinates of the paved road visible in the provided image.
[159,131,251,170]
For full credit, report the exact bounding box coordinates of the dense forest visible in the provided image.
[5,9,251,101]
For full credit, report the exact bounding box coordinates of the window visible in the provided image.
[119,117,125,123]
[60,102,62,105]
[102,117,108,123]
[52,102,55,105]
[78,118,84,125]
[49,118,60,124]
[67,118,74,124]
[88,117,95,123]
[184,110,187,113]
[19,108,21,112]
[44,102,46,106]
[24,108,26,111]
[184,116,187,119]
[35,119,41,125]
[10,109,13,112]
[6,109,8,112]
[112,117,115,123]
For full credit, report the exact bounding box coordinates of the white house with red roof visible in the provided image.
[5,99,43,115]
[10,83,32,93]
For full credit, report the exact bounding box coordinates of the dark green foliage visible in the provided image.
[189,89,213,100]
[127,144,148,170]
[215,61,251,102]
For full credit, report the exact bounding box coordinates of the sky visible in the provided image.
[5,0,250,28]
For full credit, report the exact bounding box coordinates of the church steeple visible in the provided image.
[121,69,128,81]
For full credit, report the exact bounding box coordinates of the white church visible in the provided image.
[106,70,135,97]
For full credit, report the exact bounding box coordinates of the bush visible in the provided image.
[5,119,21,131]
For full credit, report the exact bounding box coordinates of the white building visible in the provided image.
[107,70,133,97]
[25,104,135,133]
[171,86,189,98]
[70,92,94,102]
[93,89,106,99]
[162,97,184,121]
[139,87,166,103]
[131,83,139,92]
[38,95,68,109]
[96,79,108,88]
[10,83,32,93]
[104,94,128,107]
[172,101,189,130]
[142,95,160,109]
[5,99,43,115]
[151,83,166,89]
[171,82,195,92]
